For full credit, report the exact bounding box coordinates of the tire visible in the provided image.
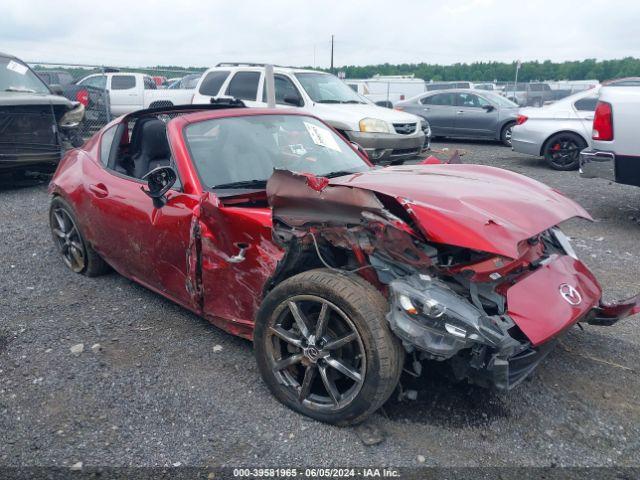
[500,121,516,147]
[49,196,110,277]
[254,269,404,425]
[542,132,586,170]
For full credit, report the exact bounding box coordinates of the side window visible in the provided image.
[99,125,118,166]
[262,75,303,106]
[61,72,74,85]
[199,70,230,96]
[143,76,156,90]
[422,93,454,106]
[456,93,481,108]
[476,96,491,107]
[226,71,260,101]
[37,72,51,84]
[79,75,107,89]
[574,96,598,112]
[111,75,136,90]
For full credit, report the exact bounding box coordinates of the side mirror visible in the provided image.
[482,104,495,112]
[350,141,369,161]
[141,166,177,209]
[283,94,303,107]
[50,84,64,96]
[375,100,394,108]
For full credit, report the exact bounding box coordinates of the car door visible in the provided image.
[82,121,201,310]
[418,92,456,135]
[453,92,498,138]
[257,74,305,108]
[109,74,143,115]
[193,198,282,337]
[573,95,598,139]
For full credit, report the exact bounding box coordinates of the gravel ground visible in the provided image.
[1,139,640,469]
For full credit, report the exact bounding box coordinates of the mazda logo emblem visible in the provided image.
[559,284,582,306]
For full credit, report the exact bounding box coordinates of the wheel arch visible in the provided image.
[539,129,589,156]
[498,119,516,140]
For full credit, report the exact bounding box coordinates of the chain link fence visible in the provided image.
[28,62,205,141]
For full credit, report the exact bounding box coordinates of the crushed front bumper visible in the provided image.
[386,261,640,391]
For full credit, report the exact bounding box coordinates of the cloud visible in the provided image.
[1,0,639,68]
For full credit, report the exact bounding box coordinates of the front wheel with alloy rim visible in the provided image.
[254,269,404,425]
[49,197,109,277]
[501,122,516,147]
[543,132,587,170]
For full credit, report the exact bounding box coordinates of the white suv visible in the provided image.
[192,63,427,163]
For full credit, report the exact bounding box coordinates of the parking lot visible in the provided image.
[1,139,639,468]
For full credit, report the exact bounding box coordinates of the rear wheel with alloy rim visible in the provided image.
[254,269,404,425]
[49,197,109,276]
[543,132,586,170]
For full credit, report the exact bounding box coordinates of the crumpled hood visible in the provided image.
[330,164,591,259]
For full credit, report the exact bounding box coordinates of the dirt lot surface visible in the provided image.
[1,139,639,468]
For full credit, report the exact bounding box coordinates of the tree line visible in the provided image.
[323,57,640,82]
[33,57,640,83]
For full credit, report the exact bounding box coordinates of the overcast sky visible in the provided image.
[2,0,639,69]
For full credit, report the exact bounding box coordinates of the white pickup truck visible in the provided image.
[580,85,640,187]
[76,72,194,116]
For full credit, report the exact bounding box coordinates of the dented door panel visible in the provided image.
[194,194,284,339]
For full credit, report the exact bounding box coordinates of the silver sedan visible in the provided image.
[511,87,600,170]
[395,89,520,146]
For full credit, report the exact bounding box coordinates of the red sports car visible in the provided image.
[48,103,639,425]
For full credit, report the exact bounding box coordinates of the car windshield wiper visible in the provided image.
[340,100,365,104]
[212,179,267,189]
[316,99,342,104]
[4,87,37,93]
[324,170,360,178]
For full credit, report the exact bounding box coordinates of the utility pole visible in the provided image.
[330,35,334,73]
[513,59,521,104]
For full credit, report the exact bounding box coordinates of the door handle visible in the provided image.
[88,183,109,198]
[227,242,249,264]
[456,110,465,114]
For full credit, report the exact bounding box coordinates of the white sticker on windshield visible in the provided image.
[304,122,341,152]
[6,60,28,75]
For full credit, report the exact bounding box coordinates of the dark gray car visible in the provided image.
[395,89,520,146]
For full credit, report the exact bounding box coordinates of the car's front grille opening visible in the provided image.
[393,122,417,135]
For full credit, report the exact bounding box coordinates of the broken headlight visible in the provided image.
[387,274,519,358]
[59,103,85,128]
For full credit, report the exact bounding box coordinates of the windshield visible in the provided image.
[185,114,370,191]
[0,57,50,94]
[294,72,366,104]
[484,92,518,107]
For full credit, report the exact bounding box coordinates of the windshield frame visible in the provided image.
[0,56,52,95]
[294,72,368,104]
[182,112,372,195]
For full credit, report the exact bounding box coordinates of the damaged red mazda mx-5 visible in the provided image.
[49,103,639,425]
